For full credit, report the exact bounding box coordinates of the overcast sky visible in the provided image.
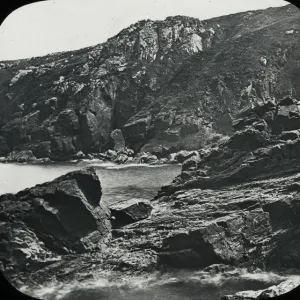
[0,0,289,61]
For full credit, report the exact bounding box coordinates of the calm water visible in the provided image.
[0,162,181,205]
[0,162,295,300]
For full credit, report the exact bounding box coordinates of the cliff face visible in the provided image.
[0,4,299,159]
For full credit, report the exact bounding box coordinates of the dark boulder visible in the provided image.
[0,167,111,271]
[175,150,198,163]
[225,128,270,151]
[50,136,76,158]
[33,141,52,158]
[278,96,295,106]
[110,199,153,228]
[279,130,300,141]
[122,116,152,151]
[182,155,201,171]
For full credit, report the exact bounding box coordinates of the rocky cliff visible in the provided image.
[0,4,299,160]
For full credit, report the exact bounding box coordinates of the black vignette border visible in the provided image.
[0,0,300,300]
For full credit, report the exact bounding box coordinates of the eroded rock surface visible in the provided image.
[0,4,299,159]
[110,199,153,228]
[222,277,300,300]
[0,167,111,284]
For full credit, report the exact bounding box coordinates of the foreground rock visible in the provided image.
[0,167,111,282]
[222,277,300,300]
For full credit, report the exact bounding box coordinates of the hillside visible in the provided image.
[0,3,299,160]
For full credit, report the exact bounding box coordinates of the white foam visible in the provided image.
[19,269,300,300]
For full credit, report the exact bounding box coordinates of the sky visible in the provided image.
[0,0,290,61]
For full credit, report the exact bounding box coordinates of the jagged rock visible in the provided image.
[279,130,300,141]
[140,143,170,158]
[106,149,117,159]
[175,150,198,163]
[73,151,86,159]
[0,5,299,158]
[122,116,152,151]
[159,158,168,164]
[182,155,201,171]
[6,150,36,162]
[0,168,111,273]
[167,153,178,163]
[118,148,135,157]
[125,156,134,164]
[87,154,94,160]
[115,153,128,164]
[203,264,237,275]
[221,277,300,300]
[140,154,158,164]
[225,128,270,150]
[111,129,125,151]
[110,199,153,228]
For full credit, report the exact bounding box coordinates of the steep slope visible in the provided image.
[0,4,299,160]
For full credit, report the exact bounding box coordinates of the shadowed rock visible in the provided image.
[110,199,153,228]
[0,167,111,274]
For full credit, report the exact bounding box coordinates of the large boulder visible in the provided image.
[175,150,198,163]
[115,153,128,164]
[0,167,111,272]
[182,155,201,171]
[111,129,126,151]
[225,128,270,151]
[122,115,152,151]
[109,199,153,228]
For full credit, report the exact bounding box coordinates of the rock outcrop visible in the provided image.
[0,167,111,281]
[222,277,300,300]
[0,4,299,160]
[110,199,153,228]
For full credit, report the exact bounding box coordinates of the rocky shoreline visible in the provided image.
[0,146,202,167]
[0,3,300,299]
[1,97,300,299]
